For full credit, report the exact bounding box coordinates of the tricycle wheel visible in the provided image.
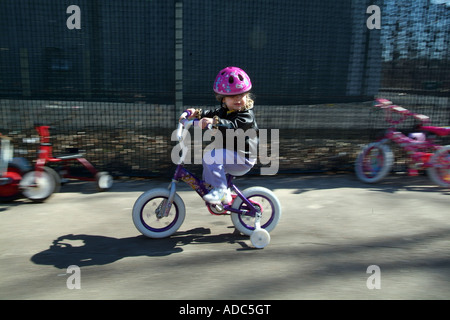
[20,166,59,202]
[96,171,113,191]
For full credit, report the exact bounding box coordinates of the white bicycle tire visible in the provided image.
[132,188,185,238]
[427,145,450,188]
[355,142,393,183]
[231,186,281,236]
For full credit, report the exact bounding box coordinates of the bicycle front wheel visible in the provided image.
[355,142,393,183]
[132,188,185,238]
[427,145,450,188]
[231,187,282,236]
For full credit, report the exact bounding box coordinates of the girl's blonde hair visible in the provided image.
[215,92,254,111]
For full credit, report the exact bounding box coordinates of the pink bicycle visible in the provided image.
[355,98,450,187]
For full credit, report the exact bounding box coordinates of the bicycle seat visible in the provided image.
[421,126,450,137]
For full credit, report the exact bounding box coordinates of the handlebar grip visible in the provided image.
[179,112,188,120]
[179,110,192,120]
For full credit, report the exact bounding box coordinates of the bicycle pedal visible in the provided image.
[208,203,230,215]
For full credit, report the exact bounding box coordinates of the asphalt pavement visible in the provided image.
[0,173,449,300]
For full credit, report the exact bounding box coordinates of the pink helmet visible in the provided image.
[213,66,252,95]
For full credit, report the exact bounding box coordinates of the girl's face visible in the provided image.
[223,93,248,111]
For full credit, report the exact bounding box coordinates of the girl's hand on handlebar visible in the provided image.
[186,108,197,119]
[198,117,213,129]
[179,108,196,122]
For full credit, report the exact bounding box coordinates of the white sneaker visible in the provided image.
[203,188,232,205]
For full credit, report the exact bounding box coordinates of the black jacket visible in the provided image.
[202,106,259,160]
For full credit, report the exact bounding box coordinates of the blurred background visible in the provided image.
[0,0,449,177]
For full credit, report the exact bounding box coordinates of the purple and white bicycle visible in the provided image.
[132,111,281,248]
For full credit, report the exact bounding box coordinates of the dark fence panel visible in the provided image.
[0,0,175,103]
[182,0,367,105]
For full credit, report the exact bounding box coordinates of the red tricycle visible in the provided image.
[19,124,113,202]
[0,133,31,202]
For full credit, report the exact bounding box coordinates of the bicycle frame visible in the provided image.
[161,115,260,218]
[170,164,258,216]
[34,125,99,181]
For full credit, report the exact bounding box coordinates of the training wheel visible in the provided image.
[250,228,271,248]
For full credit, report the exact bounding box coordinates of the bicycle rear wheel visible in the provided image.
[355,142,393,183]
[132,188,185,238]
[231,187,281,236]
[427,145,450,188]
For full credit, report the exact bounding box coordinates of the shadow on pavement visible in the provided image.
[31,228,251,269]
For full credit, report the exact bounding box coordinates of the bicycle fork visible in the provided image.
[155,180,177,219]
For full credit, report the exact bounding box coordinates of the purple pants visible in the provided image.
[202,148,255,189]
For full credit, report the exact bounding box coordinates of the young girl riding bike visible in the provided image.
[184,66,259,205]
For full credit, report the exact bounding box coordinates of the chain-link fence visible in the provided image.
[1,0,449,177]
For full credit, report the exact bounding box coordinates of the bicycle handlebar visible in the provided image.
[176,111,205,164]
[177,111,196,141]
[374,99,430,125]
[177,110,213,141]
